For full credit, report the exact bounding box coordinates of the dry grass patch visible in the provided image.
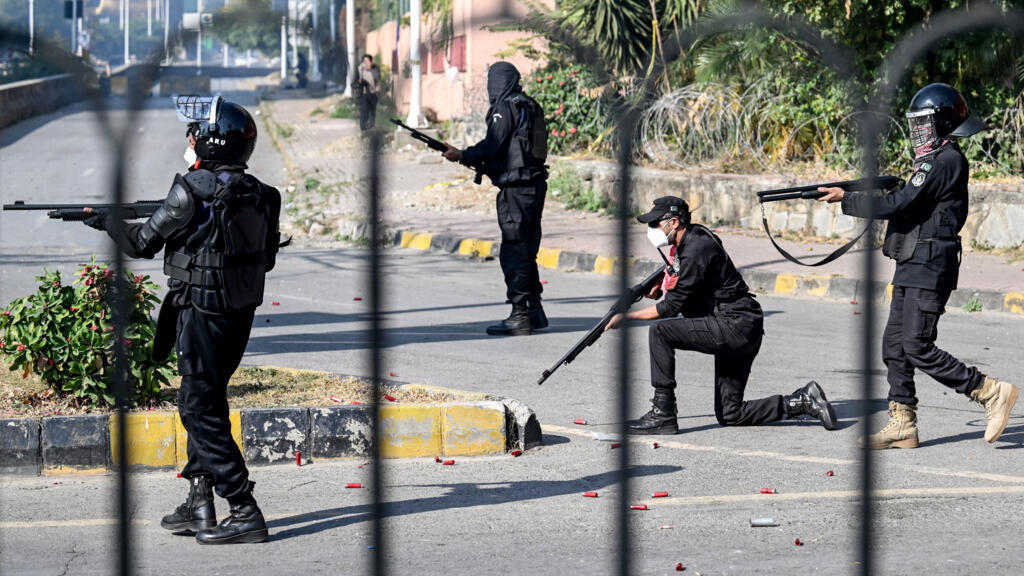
[1,363,470,418]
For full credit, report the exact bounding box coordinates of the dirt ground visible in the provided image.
[0,363,467,418]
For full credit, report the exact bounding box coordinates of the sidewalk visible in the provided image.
[261,95,1024,313]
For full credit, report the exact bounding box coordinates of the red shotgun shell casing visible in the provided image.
[610,443,622,449]
[583,492,598,498]
[794,538,803,546]
[630,504,648,510]
[652,442,659,449]
[329,396,343,403]
[434,456,441,463]
[652,492,668,498]
[346,483,362,488]
[384,394,397,402]
[272,302,280,306]
[442,459,455,465]
[296,451,302,466]
[354,297,363,301]
[826,470,834,477]
[573,419,587,425]
[760,488,777,494]
[675,563,684,571]
[510,450,523,457]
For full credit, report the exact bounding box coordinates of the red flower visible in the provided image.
[53,281,60,287]
[84,278,93,286]
[105,326,113,332]
[536,77,543,83]
[558,81,565,87]
[554,109,561,115]
[69,307,78,312]
[103,269,113,278]
[560,130,566,137]
[546,74,552,80]
[551,128,558,136]
[90,325,98,331]
[17,344,25,351]
[570,127,577,134]
[1,310,8,316]
[47,359,54,366]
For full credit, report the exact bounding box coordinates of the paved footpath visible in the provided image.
[262,96,1024,302]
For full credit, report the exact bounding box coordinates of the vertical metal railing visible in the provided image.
[2,3,1024,574]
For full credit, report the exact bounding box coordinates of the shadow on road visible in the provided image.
[245,315,608,354]
[265,464,682,541]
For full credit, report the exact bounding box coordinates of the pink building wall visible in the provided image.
[364,0,554,121]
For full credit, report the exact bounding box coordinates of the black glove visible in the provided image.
[83,211,108,231]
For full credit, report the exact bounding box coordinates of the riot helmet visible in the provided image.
[906,83,989,157]
[174,95,258,165]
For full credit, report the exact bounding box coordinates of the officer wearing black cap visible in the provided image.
[84,95,280,543]
[818,83,1018,449]
[604,196,837,435]
[442,62,549,336]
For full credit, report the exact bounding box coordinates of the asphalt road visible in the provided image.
[2,96,1024,575]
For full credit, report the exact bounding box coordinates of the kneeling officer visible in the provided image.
[84,96,281,544]
[606,197,837,434]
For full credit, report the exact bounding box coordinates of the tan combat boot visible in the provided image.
[970,376,1019,443]
[859,401,919,449]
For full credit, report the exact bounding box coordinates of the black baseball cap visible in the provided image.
[637,196,690,224]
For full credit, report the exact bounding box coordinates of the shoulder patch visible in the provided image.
[910,171,927,187]
[920,162,933,173]
[491,113,502,124]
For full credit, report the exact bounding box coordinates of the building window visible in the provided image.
[450,35,466,72]
[429,44,445,74]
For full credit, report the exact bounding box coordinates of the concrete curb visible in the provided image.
[0,386,540,476]
[384,228,1024,315]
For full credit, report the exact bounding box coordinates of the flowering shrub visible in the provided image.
[523,68,610,156]
[0,258,176,407]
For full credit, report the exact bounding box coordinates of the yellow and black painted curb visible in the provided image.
[0,385,540,476]
[391,229,1024,315]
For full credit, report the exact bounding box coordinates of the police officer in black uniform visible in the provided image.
[84,96,281,543]
[442,61,549,335]
[818,83,1018,449]
[605,196,837,435]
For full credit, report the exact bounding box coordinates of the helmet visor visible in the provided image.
[173,94,221,123]
[907,110,937,152]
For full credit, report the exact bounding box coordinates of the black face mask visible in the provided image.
[486,62,522,105]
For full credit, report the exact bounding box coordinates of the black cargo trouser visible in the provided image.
[496,180,546,305]
[883,286,983,406]
[177,305,256,502]
[360,93,378,130]
[649,306,784,426]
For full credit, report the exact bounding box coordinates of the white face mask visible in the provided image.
[183,146,198,166]
[647,224,670,248]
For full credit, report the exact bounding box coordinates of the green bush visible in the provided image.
[523,68,610,156]
[548,163,607,213]
[0,259,176,407]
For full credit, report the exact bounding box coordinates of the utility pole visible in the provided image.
[119,0,124,30]
[311,0,321,81]
[329,0,335,44]
[222,0,229,67]
[70,0,77,54]
[163,0,170,63]
[343,0,354,97]
[147,0,152,37]
[28,0,34,54]
[290,0,297,71]
[197,0,202,73]
[405,0,424,127]
[280,15,287,79]
[123,0,129,64]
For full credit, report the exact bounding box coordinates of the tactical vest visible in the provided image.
[164,171,272,313]
[491,94,548,186]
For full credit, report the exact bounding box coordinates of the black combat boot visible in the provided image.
[628,389,679,435]
[784,380,838,430]
[195,484,268,545]
[486,303,532,336]
[161,475,217,533]
[527,298,548,330]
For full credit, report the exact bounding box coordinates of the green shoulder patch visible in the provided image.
[920,162,933,172]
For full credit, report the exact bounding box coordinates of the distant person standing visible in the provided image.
[355,54,380,131]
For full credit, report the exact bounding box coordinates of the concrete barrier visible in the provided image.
[564,160,1024,250]
[0,74,80,130]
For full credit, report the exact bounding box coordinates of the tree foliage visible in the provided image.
[213,0,281,54]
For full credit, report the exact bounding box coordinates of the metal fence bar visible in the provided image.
[368,132,386,576]
[614,113,636,576]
